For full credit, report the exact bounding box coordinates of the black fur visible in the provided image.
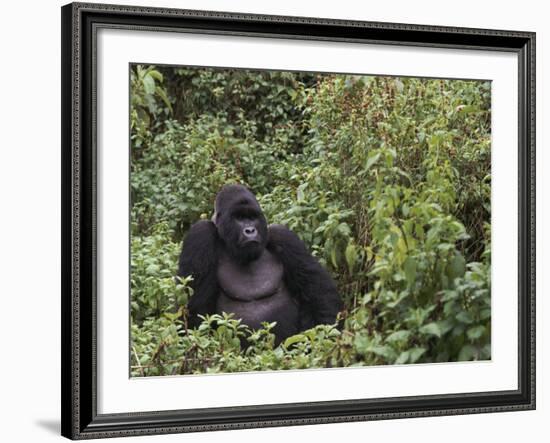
[177,184,342,342]
[266,224,342,331]
[177,220,219,328]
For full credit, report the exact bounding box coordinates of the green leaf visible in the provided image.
[447,254,466,279]
[395,79,404,93]
[365,152,381,171]
[456,311,474,324]
[297,184,306,202]
[480,308,491,320]
[370,346,396,360]
[337,223,351,236]
[458,344,478,361]
[345,243,357,271]
[155,87,173,112]
[456,104,479,113]
[142,74,156,95]
[481,344,492,360]
[467,325,485,340]
[419,322,442,338]
[403,256,417,287]
[419,323,441,338]
[395,351,409,364]
[284,334,306,348]
[354,334,370,355]
[409,347,427,363]
[145,264,160,274]
[330,247,338,268]
[386,330,411,343]
[147,69,163,82]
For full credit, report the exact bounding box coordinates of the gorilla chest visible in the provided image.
[216,250,299,335]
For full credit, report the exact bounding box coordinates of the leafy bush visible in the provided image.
[130,66,491,376]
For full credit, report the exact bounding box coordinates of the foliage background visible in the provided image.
[129,65,491,376]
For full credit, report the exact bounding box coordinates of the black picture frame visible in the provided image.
[61,2,536,439]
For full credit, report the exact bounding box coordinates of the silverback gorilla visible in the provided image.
[177,184,342,343]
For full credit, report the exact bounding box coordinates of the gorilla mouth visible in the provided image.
[242,239,260,245]
[237,241,263,262]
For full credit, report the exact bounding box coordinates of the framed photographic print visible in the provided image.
[61,2,536,439]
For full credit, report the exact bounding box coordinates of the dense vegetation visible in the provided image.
[130,65,491,376]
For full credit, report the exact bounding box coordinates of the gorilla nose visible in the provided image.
[243,226,257,238]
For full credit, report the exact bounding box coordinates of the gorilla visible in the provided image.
[177,184,342,344]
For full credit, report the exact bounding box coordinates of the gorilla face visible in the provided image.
[213,184,268,263]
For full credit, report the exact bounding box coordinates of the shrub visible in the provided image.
[130,66,491,376]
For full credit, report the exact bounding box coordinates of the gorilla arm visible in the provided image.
[177,220,219,328]
[267,224,343,329]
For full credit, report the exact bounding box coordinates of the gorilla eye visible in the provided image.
[233,207,259,220]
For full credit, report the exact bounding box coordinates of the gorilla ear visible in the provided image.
[211,211,218,225]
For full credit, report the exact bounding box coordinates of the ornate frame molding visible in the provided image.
[61,2,535,439]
